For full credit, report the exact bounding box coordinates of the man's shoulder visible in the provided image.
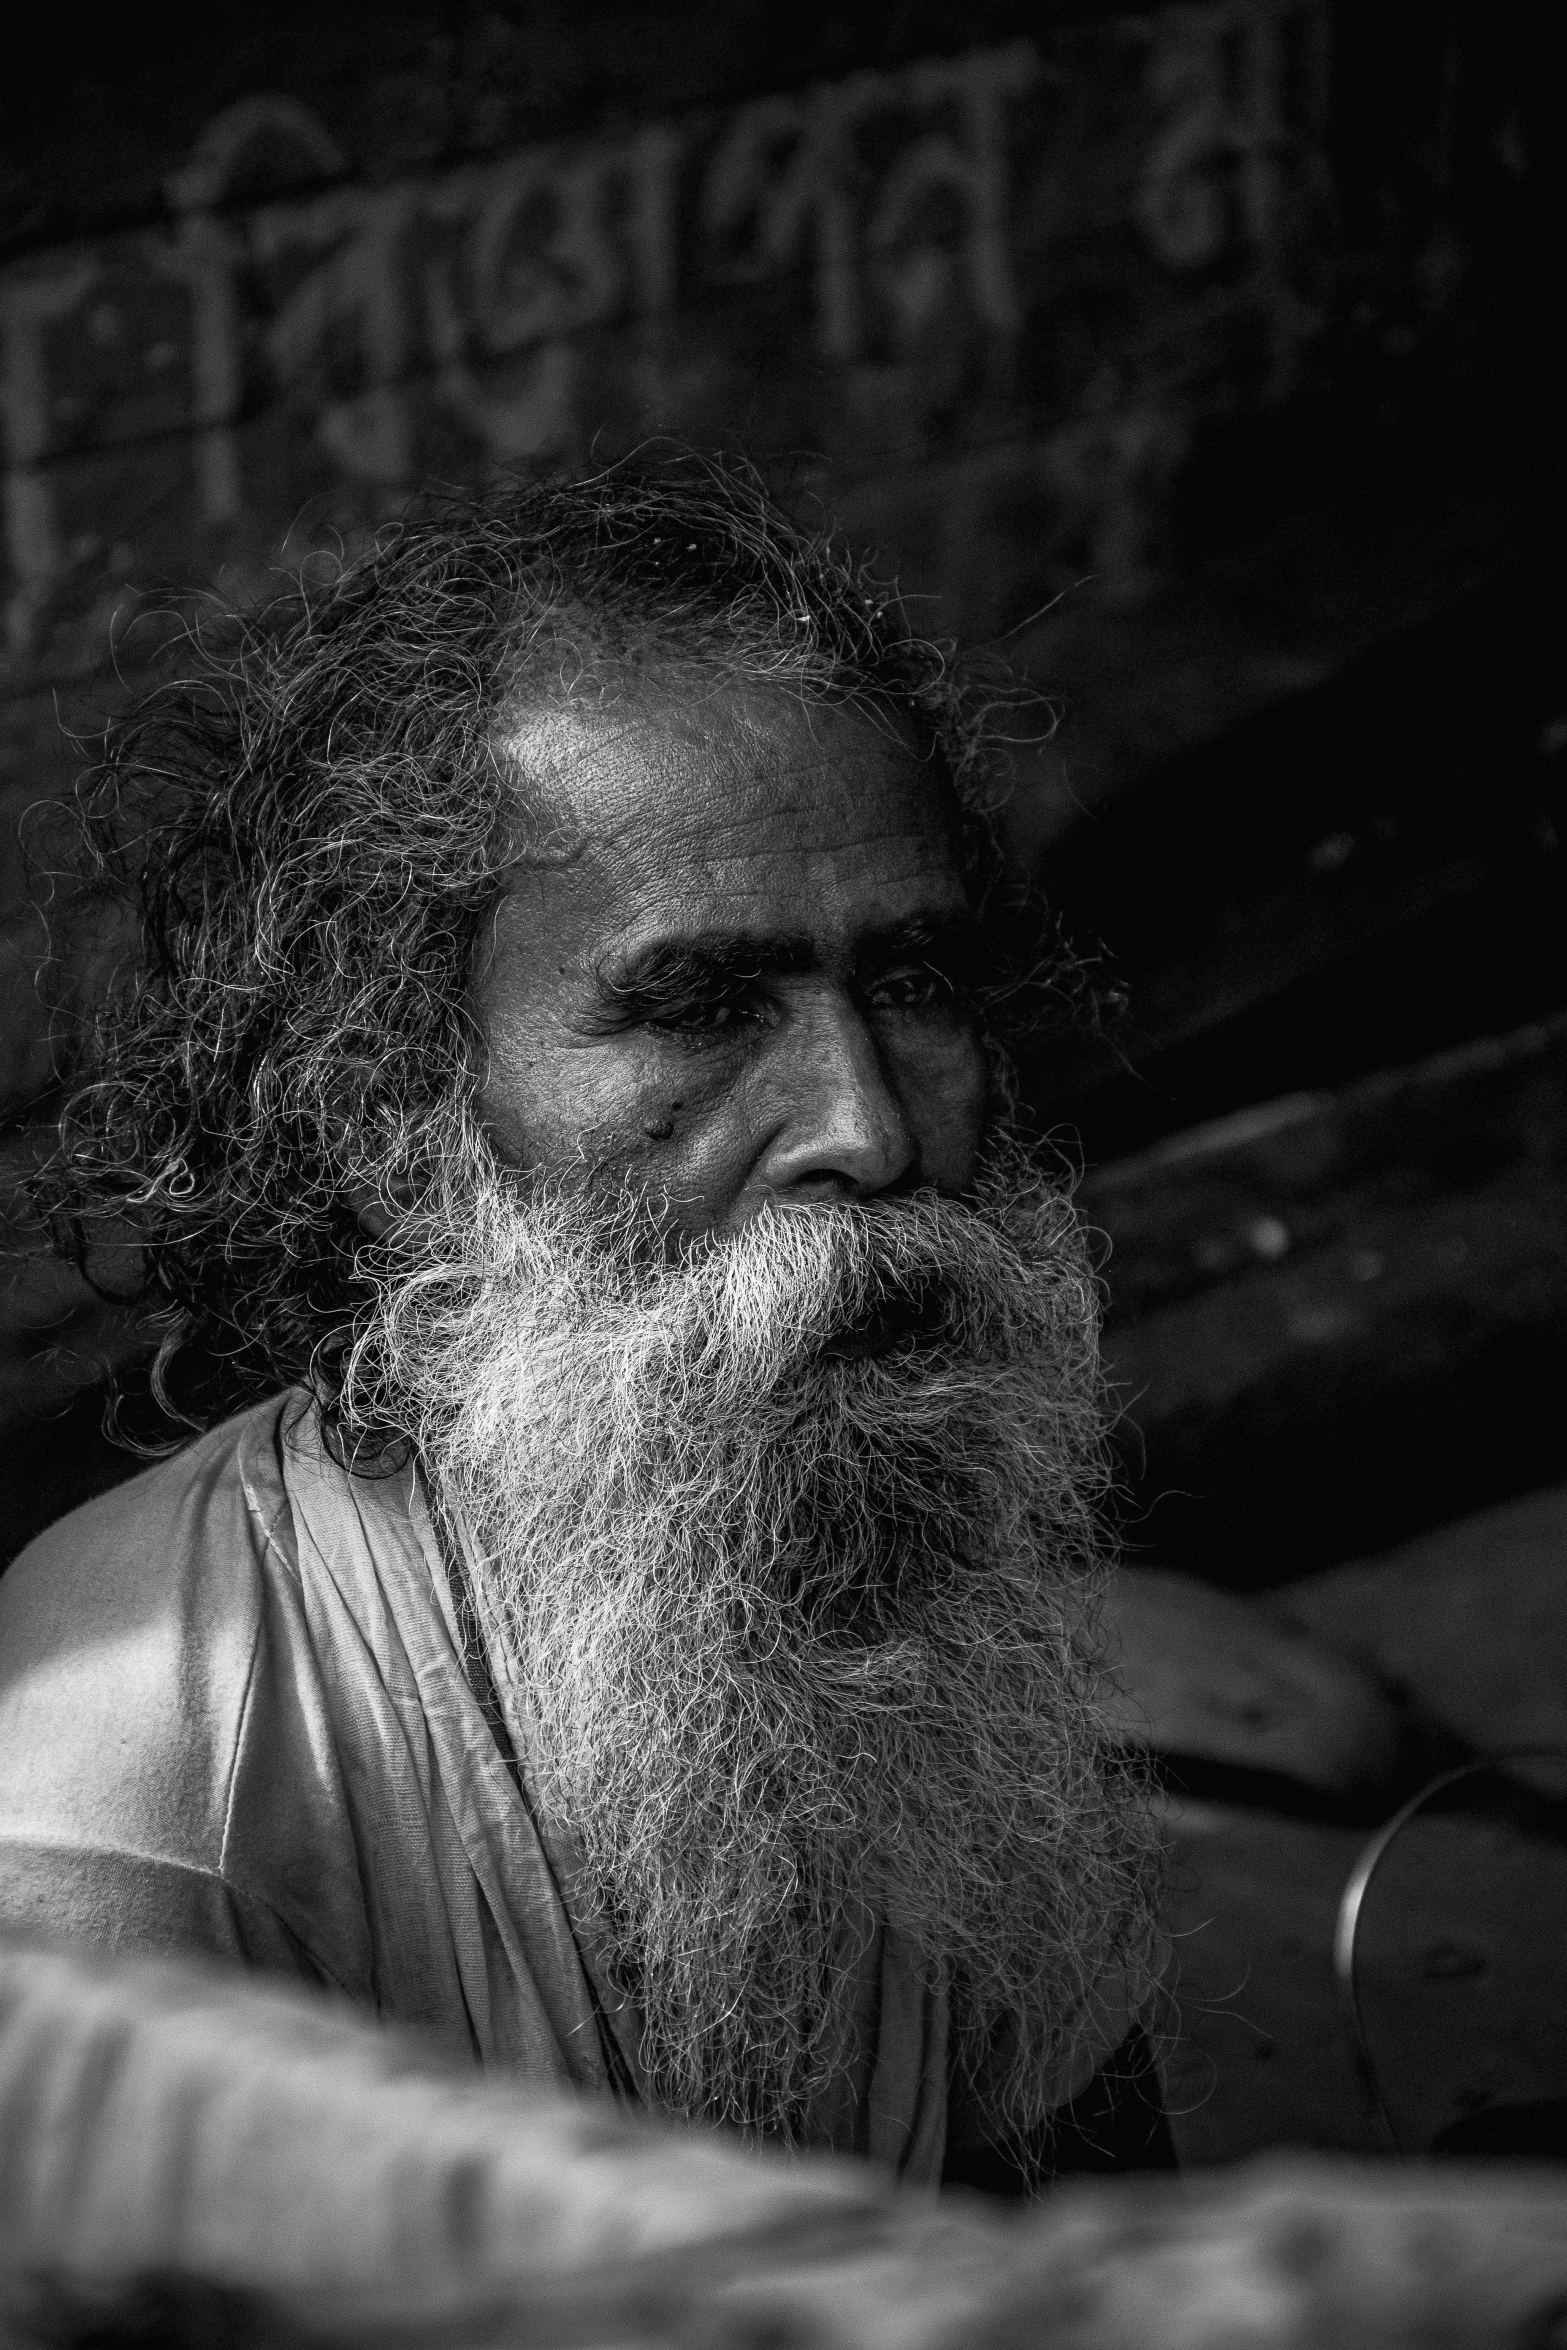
[2,1390,303,1625]
[0,1393,311,1878]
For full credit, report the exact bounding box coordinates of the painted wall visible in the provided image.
[0,4,1336,708]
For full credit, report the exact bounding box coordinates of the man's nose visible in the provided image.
[754,993,917,1200]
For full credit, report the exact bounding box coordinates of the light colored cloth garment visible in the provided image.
[0,1392,989,2180]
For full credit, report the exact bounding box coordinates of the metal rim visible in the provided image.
[1333,1746,1567,2153]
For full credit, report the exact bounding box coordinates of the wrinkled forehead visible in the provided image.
[491,682,972,939]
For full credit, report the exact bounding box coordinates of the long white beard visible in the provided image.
[349,1133,1161,2143]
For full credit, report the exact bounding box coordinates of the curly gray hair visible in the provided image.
[41,453,1063,1438]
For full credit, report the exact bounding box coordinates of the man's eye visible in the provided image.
[652,995,759,1037]
[869,966,958,1012]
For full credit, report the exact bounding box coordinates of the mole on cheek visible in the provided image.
[641,1099,683,1141]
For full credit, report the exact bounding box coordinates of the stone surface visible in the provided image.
[1163,1771,1567,2166]
[1084,1019,1567,1578]
[1270,1484,1567,1755]
[1340,1766,1567,2158]
[1098,1446,1567,2170]
[0,7,1338,695]
[1104,1567,1403,1800]
[1159,1799,1382,2162]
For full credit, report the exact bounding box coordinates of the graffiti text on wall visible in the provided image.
[0,2,1329,670]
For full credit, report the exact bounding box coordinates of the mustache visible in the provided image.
[476,1150,1095,1362]
[816,1279,947,1361]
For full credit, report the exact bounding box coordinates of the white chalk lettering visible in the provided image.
[1,259,98,656]
[1137,1,1330,268]
[0,14,1330,678]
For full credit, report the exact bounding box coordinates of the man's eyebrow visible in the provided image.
[851,912,987,973]
[590,912,988,1020]
[591,930,817,1013]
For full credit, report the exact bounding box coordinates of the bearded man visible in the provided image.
[0,460,1166,2194]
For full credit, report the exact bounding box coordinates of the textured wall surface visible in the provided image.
[3,1,1553,1103]
[1,5,1334,690]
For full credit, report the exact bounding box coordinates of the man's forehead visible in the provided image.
[499,685,947,832]
[492,686,971,943]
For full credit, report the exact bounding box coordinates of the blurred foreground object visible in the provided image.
[1,1939,1565,2349]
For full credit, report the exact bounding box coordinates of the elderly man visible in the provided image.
[0,460,1166,2193]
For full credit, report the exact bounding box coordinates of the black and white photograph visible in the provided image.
[0,4,1562,2342]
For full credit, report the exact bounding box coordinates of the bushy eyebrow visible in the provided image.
[855,912,987,979]
[592,931,810,1016]
[590,914,986,1023]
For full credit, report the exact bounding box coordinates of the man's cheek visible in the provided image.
[481,1037,688,1173]
[551,1059,752,1232]
[890,1028,989,1182]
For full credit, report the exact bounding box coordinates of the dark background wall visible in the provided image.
[5,0,1560,1570]
[0,0,1563,2156]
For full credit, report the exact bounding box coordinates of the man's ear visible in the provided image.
[322,1070,416,1242]
[346,1166,421,1242]
[352,1189,397,1241]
